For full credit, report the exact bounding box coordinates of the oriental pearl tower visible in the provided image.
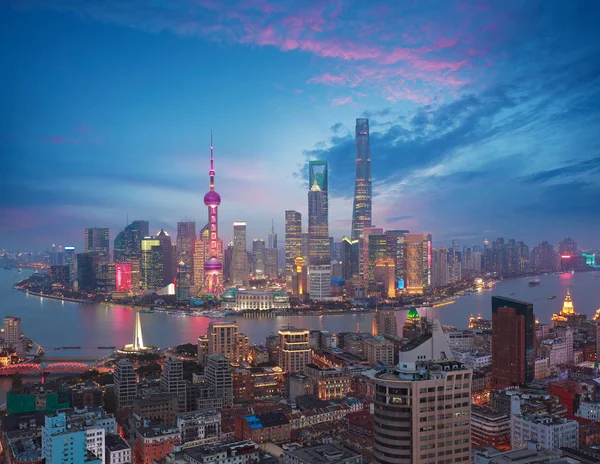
[201,133,224,297]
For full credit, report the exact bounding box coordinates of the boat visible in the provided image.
[510,292,515,295]
[62,346,81,350]
[139,309,154,314]
[98,346,116,350]
[548,295,556,300]
[528,278,541,286]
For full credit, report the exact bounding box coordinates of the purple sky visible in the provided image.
[2,0,600,251]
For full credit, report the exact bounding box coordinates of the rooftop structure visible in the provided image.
[283,443,361,464]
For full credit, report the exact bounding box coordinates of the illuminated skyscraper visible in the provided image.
[341,236,358,280]
[284,211,302,282]
[175,261,191,304]
[114,220,148,263]
[141,236,163,289]
[201,135,224,296]
[252,239,265,276]
[232,222,249,286]
[85,227,110,263]
[176,221,196,284]
[404,233,432,294]
[308,161,330,266]
[351,118,372,241]
[157,229,175,287]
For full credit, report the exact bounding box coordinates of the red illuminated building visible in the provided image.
[115,263,132,292]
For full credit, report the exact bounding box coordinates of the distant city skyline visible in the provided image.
[2,2,600,249]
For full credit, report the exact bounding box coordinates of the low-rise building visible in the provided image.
[105,434,131,464]
[473,441,568,464]
[183,440,261,464]
[283,443,361,464]
[447,331,474,352]
[362,336,394,367]
[70,384,103,410]
[134,425,180,464]
[133,393,179,427]
[511,414,579,452]
[578,401,600,421]
[303,364,351,400]
[534,357,550,379]
[490,388,567,417]
[464,351,492,370]
[177,410,221,448]
[343,410,373,439]
[234,411,290,444]
[232,366,283,403]
[471,405,510,450]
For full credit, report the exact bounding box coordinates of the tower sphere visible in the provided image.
[204,191,221,206]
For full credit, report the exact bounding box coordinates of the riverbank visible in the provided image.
[15,288,90,304]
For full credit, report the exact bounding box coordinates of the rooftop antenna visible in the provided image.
[272,218,274,234]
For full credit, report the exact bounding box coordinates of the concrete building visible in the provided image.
[42,413,101,464]
[511,413,579,452]
[207,320,239,361]
[183,440,261,464]
[105,434,131,464]
[231,222,249,286]
[177,409,221,448]
[161,356,187,412]
[278,327,312,374]
[134,425,180,464]
[303,364,351,400]
[372,310,398,338]
[66,409,117,464]
[133,393,179,427]
[205,354,233,409]
[447,331,475,352]
[363,336,394,367]
[464,352,492,370]
[471,405,511,450]
[234,411,290,444]
[535,357,550,379]
[309,267,331,299]
[284,443,361,464]
[578,401,600,421]
[220,289,290,311]
[114,359,136,409]
[3,316,22,354]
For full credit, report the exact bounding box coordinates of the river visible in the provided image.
[3,269,600,358]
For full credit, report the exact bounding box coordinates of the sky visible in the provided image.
[2,0,600,251]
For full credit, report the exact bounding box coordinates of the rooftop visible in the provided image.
[244,411,289,429]
[284,443,360,464]
[137,425,179,438]
[105,434,130,452]
[8,437,42,462]
[185,440,258,460]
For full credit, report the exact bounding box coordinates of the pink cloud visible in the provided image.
[307,73,346,85]
[332,96,353,106]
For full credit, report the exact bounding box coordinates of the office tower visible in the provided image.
[308,161,330,267]
[205,353,233,408]
[558,237,578,256]
[175,261,191,304]
[4,316,22,351]
[161,356,187,412]
[252,239,266,276]
[77,252,100,291]
[278,327,312,373]
[285,211,302,282]
[301,232,310,263]
[386,230,408,291]
[404,233,432,294]
[360,227,384,283]
[50,265,70,287]
[63,246,76,282]
[201,136,225,296]
[176,221,196,284]
[432,247,450,287]
[49,244,64,266]
[309,268,331,299]
[351,118,372,241]
[115,263,132,292]
[223,242,234,281]
[367,232,387,284]
[85,227,110,262]
[207,320,239,361]
[42,413,100,464]
[372,310,398,337]
[492,296,535,388]
[114,358,137,408]
[113,220,149,263]
[156,229,175,287]
[373,321,471,464]
[231,222,249,286]
[265,248,278,279]
[141,237,163,289]
[96,263,116,293]
[341,236,359,280]
[292,257,308,296]
[450,239,461,283]
[268,219,278,249]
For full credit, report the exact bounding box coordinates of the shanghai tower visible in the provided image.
[351,118,372,240]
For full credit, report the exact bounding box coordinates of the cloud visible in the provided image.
[331,96,353,106]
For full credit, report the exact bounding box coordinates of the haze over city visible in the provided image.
[2,0,600,250]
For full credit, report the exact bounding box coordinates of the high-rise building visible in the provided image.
[161,356,187,412]
[285,211,302,282]
[308,161,330,267]
[205,353,233,409]
[141,237,163,290]
[432,247,450,287]
[175,261,191,304]
[114,358,137,409]
[373,321,471,464]
[85,227,110,263]
[265,248,278,279]
[404,233,432,294]
[207,320,239,361]
[232,222,249,286]
[156,229,175,287]
[341,236,359,280]
[291,257,308,296]
[301,232,310,264]
[176,221,196,284]
[201,136,224,296]
[63,246,76,283]
[50,265,71,287]
[268,219,277,249]
[77,252,100,291]
[252,239,265,276]
[278,327,312,373]
[351,118,372,241]
[386,230,408,291]
[309,268,331,300]
[115,263,132,292]
[114,220,149,263]
[4,316,22,352]
[367,231,387,285]
[223,242,234,281]
[372,310,398,337]
[492,296,535,388]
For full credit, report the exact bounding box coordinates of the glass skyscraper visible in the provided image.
[85,227,110,262]
[351,118,372,241]
[308,160,330,267]
[285,210,302,282]
[231,221,249,286]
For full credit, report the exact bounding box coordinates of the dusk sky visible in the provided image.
[2,0,600,251]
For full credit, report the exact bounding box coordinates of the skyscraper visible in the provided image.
[141,236,163,289]
[268,219,277,249]
[252,238,266,276]
[207,320,239,361]
[386,230,409,291]
[85,227,110,262]
[4,316,22,351]
[231,222,249,286]
[404,233,432,294]
[223,242,234,281]
[492,296,535,387]
[176,221,196,284]
[205,354,233,409]
[308,161,330,267]
[285,211,302,282]
[351,118,372,241]
[157,229,175,287]
[201,135,224,296]
[341,236,359,280]
[114,220,149,263]
[114,358,136,408]
[175,261,191,304]
[77,252,100,291]
[432,247,450,287]
[278,327,312,374]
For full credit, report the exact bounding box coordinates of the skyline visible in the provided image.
[2,1,600,250]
